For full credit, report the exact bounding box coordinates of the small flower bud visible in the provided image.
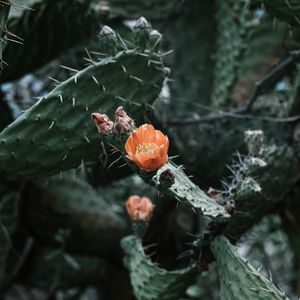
[113,106,134,136]
[159,168,175,187]
[133,17,152,49]
[99,25,118,54]
[91,112,113,135]
[125,195,154,223]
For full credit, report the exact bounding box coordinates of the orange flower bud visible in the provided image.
[125,124,169,172]
[113,106,134,136]
[125,195,155,222]
[91,113,113,135]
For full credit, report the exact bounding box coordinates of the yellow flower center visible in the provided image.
[136,142,158,154]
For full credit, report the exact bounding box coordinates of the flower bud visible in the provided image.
[159,168,175,187]
[113,106,134,136]
[91,112,113,135]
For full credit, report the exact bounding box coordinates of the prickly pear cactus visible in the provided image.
[211,0,250,107]
[121,235,196,300]
[211,236,289,300]
[0,22,167,181]
[99,111,230,220]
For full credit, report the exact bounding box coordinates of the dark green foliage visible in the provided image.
[165,0,217,109]
[262,0,300,27]
[23,175,128,258]
[97,0,181,20]
[0,189,20,287]
[22,246,110,289]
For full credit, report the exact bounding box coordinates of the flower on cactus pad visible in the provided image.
[125,124,169,172]
[91,113,113,135]
[125,195,155,223]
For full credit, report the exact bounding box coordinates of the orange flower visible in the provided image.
[125,195,155,222]
[125,124,169,172]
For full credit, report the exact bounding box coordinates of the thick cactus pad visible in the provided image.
[211,0,250,107]
[121,235,196,300]
[150,162,230,219]
[0,24,167,181]
[211,236,289,300]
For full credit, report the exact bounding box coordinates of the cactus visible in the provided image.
[211,235,289,300]
[23,174,128,257]
[121,235,196,300]
[0,1,300,299]
[211,0,251,107]
[1,0,100,82]
[224,130,299,240]
[0,24,167,181]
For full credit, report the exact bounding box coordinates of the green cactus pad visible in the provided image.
[211,0,250,107]
[211,236,289,300]
[0,25,167,181]
[1,0,99,82]
[121,235,196,300]
[150,162,230,219]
